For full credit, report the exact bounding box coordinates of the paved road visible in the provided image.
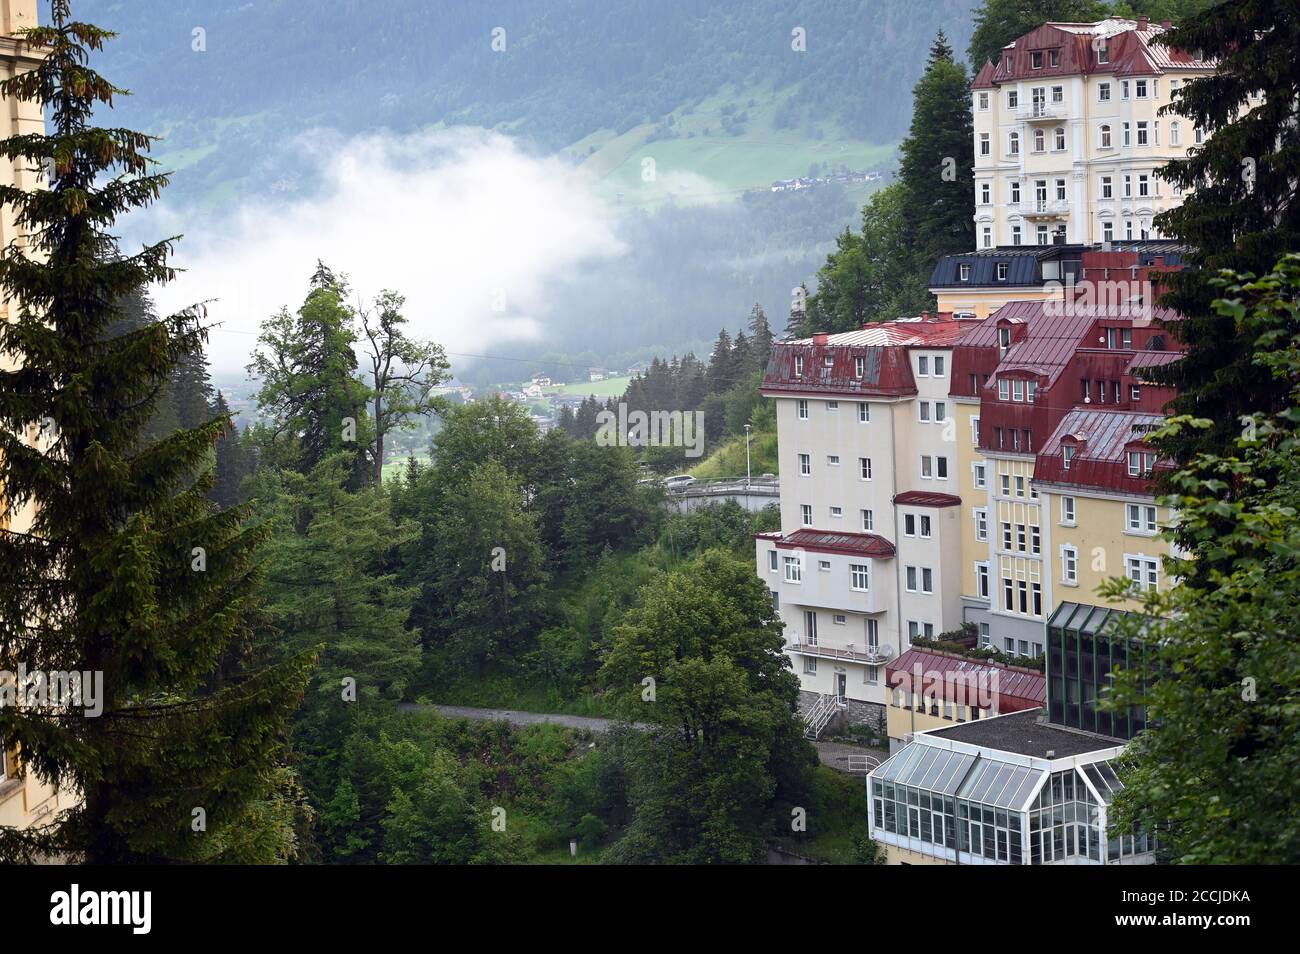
[397,703,642,733]
[402,705,886,774]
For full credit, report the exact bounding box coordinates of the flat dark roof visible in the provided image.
[927,708,1120,759]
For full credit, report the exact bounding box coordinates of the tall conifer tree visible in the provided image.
[0,1,311,862]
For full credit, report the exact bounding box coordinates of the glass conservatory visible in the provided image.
[868,723,1155,864]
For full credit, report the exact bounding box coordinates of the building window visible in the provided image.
[982,226,993,249]
[854,355,865,377]
[1062,545,1078,584]
[1097,42,1108,64]
[921,456,933,479]
[1122,122,1131,147]
[979,132,990,156]
[1051,82,1062,100]
[794,354,804,376]
[826,400,839,411]
[1137,121,1149,146]
[833,614,846,624]
[978,92,989,110]
[1033,128,1046,153]
[1061,495,1076,525]
[919,401,931,423]
[1031,51,1043,69]
[804,657,817,675]
[980,182,991,204]
[857,401,869,422]
[1101,174,1112,198]
[850,564,869,592]
[1010,180,1020,204]
[959,263,971,281]
[971,417,980,445]
[827,454,840,466]
[1099,123,1112,149]
[819,560,831,572]
[800,504,812,526]
[1135,79,1148,98]
[1062,444,1075,469]
[1007,89,1017,108]
[1127,450,1156,477]
[797,399,808,420]
[1126,555,1160,591]
[1001,521,1012,550]
[975,508,988,541]
[768,550,778,572]
[997,262,1009,281]
[798,453,810,476]
[1098,81,1110,102]
[1126,503,1158,533]
[771,590,779,611]
[859,457,873,480]
[976,562,990,599]
[861,509,874,532]
[936,456,948,479]
[1102,220,1114,242]
[1011,224,1021,245]
[1054,127,1066,151]
[1008,131,1019,156]
[1170,121,1181,146]
[973,462,986,489]
[784,555,802,582]
[829,506,843,519]
[934,355,946,377]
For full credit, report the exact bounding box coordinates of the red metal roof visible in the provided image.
[893,491,962,508]
[761,315,981,399]
[975,19,1213,89]
[770,528,896,559]
[887,648,1047,713]
[1033,408,1168,494]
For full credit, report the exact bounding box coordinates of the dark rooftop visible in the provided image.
[927,708,1121,759]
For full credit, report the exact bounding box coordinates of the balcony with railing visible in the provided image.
[786,638,896,666]
[1019,198,1070,219]
[1016,102,1066,122]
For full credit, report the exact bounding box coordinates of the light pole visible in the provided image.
[743,423,752,488]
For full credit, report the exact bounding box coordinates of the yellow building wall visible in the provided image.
[936,285,1059,320]
[954,400,986,601]
[884,843,952,865]
[1044,489,1173,613]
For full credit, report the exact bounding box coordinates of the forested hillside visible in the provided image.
[81,0,972,204]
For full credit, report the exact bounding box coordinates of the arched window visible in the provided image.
[1099,124,1112,148]
[1009,131,1020,155]
[1034,129,1045,152]
[1054,127,1066,150]
[1170,121,1181,146]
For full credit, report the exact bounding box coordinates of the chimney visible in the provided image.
[1161,19,1172,29]
[920,309,931,322]
[1136,15,1149,31]
[812,332,829,346]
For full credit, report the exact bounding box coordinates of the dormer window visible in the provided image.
[823,355,834,368]
[1127,449,1156,477]
[997,262,1009,281]
[998,326,1012,355]
[1031,51,1043,69]
[959,263,971,281]
[855,355,865,377]
[794,354,804,375]
[1063,445,1075,469]
[1049,49,1060,67]
[1097,41,1109,64]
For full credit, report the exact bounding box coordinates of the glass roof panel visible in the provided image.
[934,751,976,795]
[918,748,955,790]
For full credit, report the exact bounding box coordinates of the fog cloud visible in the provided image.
[144,128,627,375]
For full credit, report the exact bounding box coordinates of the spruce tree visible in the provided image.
[747,303,774,371]
[0,1,311,862]
[1149,2,1300,469]
[898,36,975,265]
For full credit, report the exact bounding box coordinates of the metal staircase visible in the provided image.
[802,692,843,740]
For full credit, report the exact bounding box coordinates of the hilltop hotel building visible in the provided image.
[971,16,1212,248]
[755,17,1203,862]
